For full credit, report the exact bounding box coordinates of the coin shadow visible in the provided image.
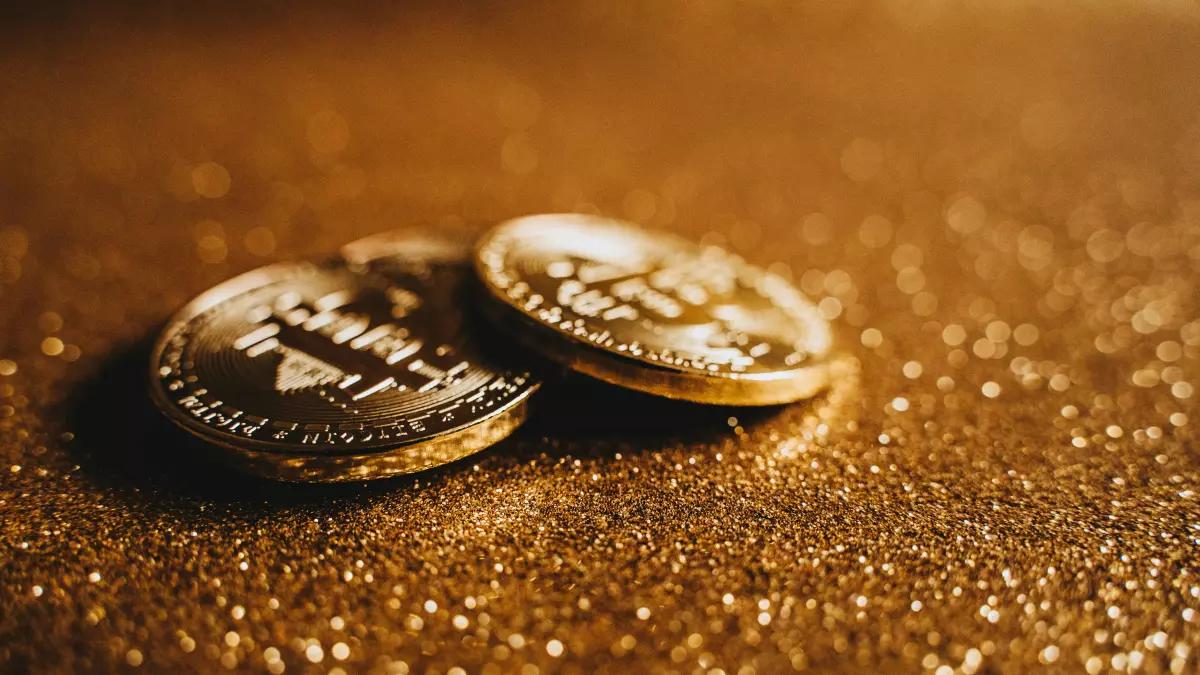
[59,332,439,507]
[62,328,792,504]
[510,370,787,455]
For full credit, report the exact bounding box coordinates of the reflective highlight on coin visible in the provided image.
[150,231,538,482]
[475,214,833,405]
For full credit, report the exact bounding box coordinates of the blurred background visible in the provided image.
[1,2,1199,673]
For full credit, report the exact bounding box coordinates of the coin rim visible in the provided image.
[165,389,532,483]
[148,259,538,479]
[473,215,832,406]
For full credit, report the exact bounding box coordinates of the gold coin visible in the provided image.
[474,214,833,405]
[149,229,538,482]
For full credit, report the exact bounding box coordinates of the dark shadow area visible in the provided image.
[59,331,436,507]
[518,372,784,445]
[61,307,788,504]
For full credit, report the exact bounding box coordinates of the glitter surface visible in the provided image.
[1,3,1199,673]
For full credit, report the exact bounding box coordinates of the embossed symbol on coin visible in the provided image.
[149,231,538,482]
[232,286,464,400]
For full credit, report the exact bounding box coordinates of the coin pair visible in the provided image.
[150,215,834,482]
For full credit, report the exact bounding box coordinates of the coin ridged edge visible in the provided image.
[162,389,533,482]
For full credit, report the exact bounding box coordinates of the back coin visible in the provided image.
[474,214,832,405]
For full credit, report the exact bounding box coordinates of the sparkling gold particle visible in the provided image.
[729,219,762,252]
[972,338,996,359]
[985,321,1011,342]
[817,296,842,320]
[40,337,63,356]
[1017,226,1055,271]
[981,382,1001,398]
[1047,373,1070,391]
[0,227,29,257]
[196,235,227,264]
[861,328,883,348]
[890,243,923,270]
[126,649,143,667]
[946,195,986,234]
[1039,645,1060,664]
[1013,323,1040,346]
[942,324,967,347]
[191,162,231,198]
[244,227,277,256]
[622,189,658,223]
[902,361,923,378]
[332,642,350,660]
[305,644,324,663]
[193,218,224,238]
[896,267,924,294]
[1086,229,1125,263]
[0,359,16,375]
[546,640,564,657]
[912,291,938,316]
[37,311,62,333]
[858,215,893,249]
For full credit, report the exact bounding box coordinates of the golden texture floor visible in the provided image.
[1,2,1198,673]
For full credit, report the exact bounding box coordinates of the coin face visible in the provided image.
[475,214,833,405]
[149,230,538,482]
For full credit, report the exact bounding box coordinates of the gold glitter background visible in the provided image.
[2,2,1199,673]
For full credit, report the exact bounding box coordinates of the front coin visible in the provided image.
[149,230,538,482]
[475,214,833,406]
